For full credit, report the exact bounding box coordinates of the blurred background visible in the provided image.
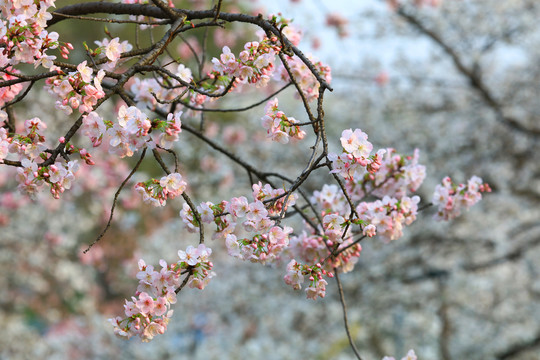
[1,0,539,359]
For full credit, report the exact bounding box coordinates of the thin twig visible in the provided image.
[335,269,363,360]
[83,147,147,253]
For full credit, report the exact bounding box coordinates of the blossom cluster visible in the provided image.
[283,259,331,300]
[0,67,23,106]
[251,181,296,217]
[211,39,280,87]
[225,225,293,265]
[288,231,362,274]
[432,175,491,221]
[353,148,426,200]
[100,104,150,157]
[0,115,79,198]
[134,173,187,207]
[285,129,426,279]
[0,0,67,69]
[328,128,384,180]
[180,182,298,264]
[12,156,80,199]
[356,195,420,242]
[329,136,426,204]
[36,159,79,199]
[275,53,332,102]
[126,33,328,118]
[44,62,106,115]
[81,107,183,157]
[109,244,214,341]
[93,37,132,70]
[261,98,305,143]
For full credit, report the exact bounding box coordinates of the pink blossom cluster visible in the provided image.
[109,244,214,341]
[94,37,132,70]
[134,172,187,207]
[288,232,329,266]
[81,106,183,157]
[280,23,303,47]
[322,212,348,243]
[383,349,418,360]
[225,225,293,265]
[210,38,280,87]
[14,158,42,197]
[290,130,484,286]
[0,67,23,106]
[38,159,80,199]
[151,110,183,149]
[2,117,45,191]
[0,0,67,69]
[179,91,207,118]
[356,195,420,242]
[177,244,215,290]
[181,199,237,238]
[81,111,106,147]
[261,98,306,143]
[288,231,362,274]
[251,181,297,217]
[432,175,491,221]
[206,19,331,102]
[275,54,332,102]
[329,128,384,180]
[287,139,427,277]
[44,63,106,115]
[345,148,426,201]
[13,157,79,199]
[179,183,298,264]
[2,116,79,198]
[103,104,150,157]
[284,259,331,300]
[195,200,238,240]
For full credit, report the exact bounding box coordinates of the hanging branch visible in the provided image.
[335,269,364,360]
[84,147,147,253]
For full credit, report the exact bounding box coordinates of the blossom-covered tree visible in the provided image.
[0,0,495,358]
